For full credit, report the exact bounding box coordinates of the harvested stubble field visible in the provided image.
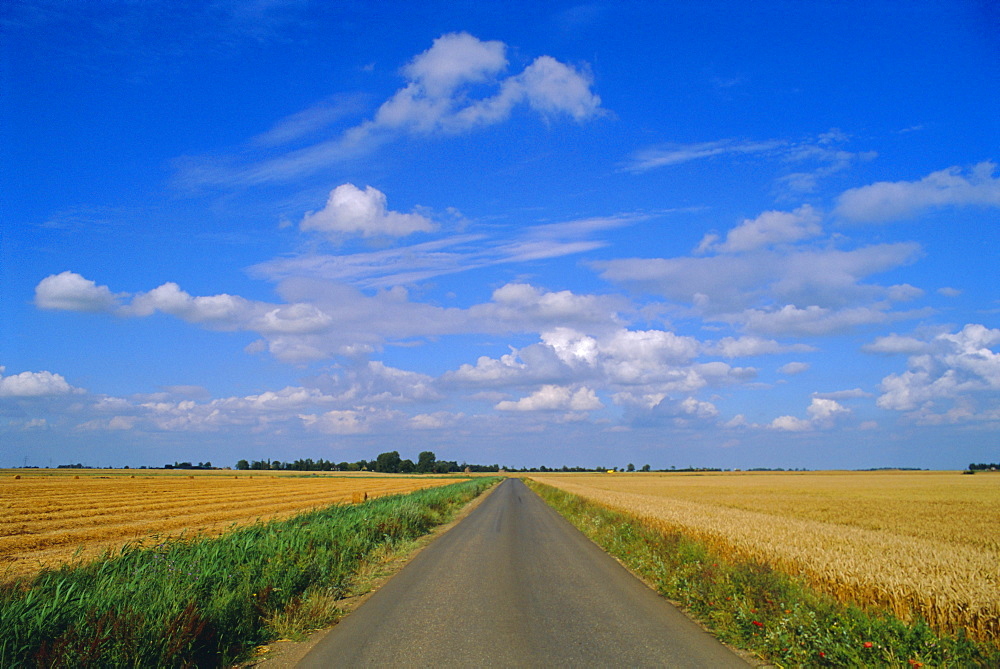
[531,470,1000,642]
[0,469,466,582]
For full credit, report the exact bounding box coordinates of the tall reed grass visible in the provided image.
[0,477,498,667]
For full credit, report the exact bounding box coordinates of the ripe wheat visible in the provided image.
[532,471,1000,642]
[0,470,461,581]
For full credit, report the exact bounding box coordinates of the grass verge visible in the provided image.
[0,477,499,667]
[526,480,1000,668]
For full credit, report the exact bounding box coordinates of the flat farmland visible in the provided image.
[0,469,466,582]
[531,471,1000,642]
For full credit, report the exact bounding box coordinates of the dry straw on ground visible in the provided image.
[532,471,1000,642]
[0,470,462,582]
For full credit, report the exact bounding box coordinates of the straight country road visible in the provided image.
[298,478,749,668]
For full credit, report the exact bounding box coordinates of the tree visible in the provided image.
[236,459,250,470]
[641,464,651,472]
[434,460,458,473]
[627,463,635,472]
[400,458,415,473]
[375,451,402,473]
[416,451,436,473]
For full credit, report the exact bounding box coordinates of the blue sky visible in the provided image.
[2,0,998,470]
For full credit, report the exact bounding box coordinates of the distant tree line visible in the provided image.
[510,464,652,472]
[969,462,999,471]
[163,462,214,470]
[231,455,733,474]
[234,451,499,474]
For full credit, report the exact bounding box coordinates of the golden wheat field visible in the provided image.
[531,470,1000,642]
[0,469,465,582]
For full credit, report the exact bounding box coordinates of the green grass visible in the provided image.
[526,480,1000,668]
[0,477,499,667]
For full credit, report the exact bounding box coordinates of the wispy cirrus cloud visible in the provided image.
[835,162,1000,223]
[625,129,877,194]
[626,138,786,172]
[254,207,651,288]
[248,94,370,149]
[596,242,923,314]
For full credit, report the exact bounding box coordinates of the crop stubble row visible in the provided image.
[0,472,460,582]
[531,472,1000,642]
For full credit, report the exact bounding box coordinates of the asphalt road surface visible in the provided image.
[298,478,749,668]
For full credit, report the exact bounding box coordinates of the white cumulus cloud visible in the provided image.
[806,397,850,425]
[34,271,123,312]
[300,184,435,238]
[36,272,630,365]
[516,55,602,121]
[707,336,816,358]
[367,32,601,136]
[876,324,1000,422]
[126,282,253,326]
[864,333,933,355]
[0,367,83,397]
[496,385,603,411]
[402,32,507,98]
[469,283,624,333]
[410,411,463,430]
[593,198,931,340]
[769,397,850,431]
[778,362,810,375]
[696,205,822,254]
[447,327,756,423]
[299,409,373,434]
[770,415,813,431]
